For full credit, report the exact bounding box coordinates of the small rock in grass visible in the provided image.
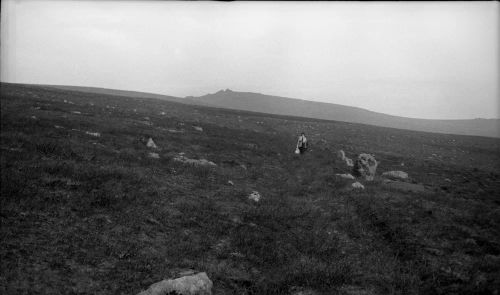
[85,131,101,137]
[173,154,216,167]
[227,180,234,186]
[336,173,355,180]
[148,152,160,159]
[193,126,203,132]
[72,111,81,114]
[146,138,158,149]
[382,171,408,180]
[137,272,213,295]
[248,191,261,202]
[337,150,346,160]
[351,182,365,189]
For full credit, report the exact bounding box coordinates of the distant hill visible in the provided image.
[46,84,184,104]
[187,89,500,138]
[16,83,500,138]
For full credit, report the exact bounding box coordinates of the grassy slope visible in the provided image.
[1,83,499,295]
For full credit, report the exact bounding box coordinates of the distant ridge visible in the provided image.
[7,83,499,138]
[45,84,184,103]
[187,89,500,138]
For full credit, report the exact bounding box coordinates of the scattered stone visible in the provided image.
[227,180,234,186]
[148,152,160,159]
[353,153,378,181]
[444,178,452,182]
[229,252,245,258]
[173,154,216,167]
[54,125,64,129]
[30,116,37,120]
[137,272,213,295]
[382,171,408,180]
[85,131,101,137]
[193,126,203,132]
[336,173,355,180]
[160,111,166,115]
[351,182,365,189]
[337,150,346,160]
[248,191,261,202]
[338,150,354,167]
[146,138,158,149]
[72,111,81,114]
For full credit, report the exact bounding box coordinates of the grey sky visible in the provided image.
[1,1,498,119]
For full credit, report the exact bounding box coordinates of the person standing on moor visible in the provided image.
[296,132,308,154]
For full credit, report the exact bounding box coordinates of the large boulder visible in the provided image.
[352,153,378,181]
[137,272,213,295]
[382,171,408,180]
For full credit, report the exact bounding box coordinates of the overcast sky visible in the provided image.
[1,1,498,119]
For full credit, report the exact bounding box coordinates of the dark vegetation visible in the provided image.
[1,83,499,294]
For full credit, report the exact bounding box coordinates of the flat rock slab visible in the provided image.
[382,179,428,193]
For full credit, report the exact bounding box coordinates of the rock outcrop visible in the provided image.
[146,138,158,149]
[353,153,378,181]
[137,272,213,295]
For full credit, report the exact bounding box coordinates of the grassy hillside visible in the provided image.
[1,83,499,294]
